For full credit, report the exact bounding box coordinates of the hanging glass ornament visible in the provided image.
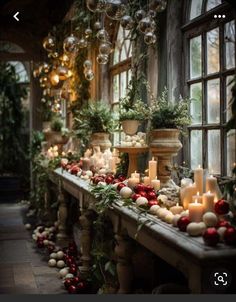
[99,41,113,55]
[78,37,88,49]
[56,65,69,81]
[63,34,79,53]
[135,9,146,22]
[150,0,167,12]
[86,0,106,12]
[49,70,60,86]
[96,54,109,64]
[144,32,157,45]
[120,15,135,30]
[59,53,70,65]
[96,29,109,41]
[83,60,92,69]
[85,69,95,81]
[138,17,156,34]
[43,34,56,52]
[105,0,126,21]
[148,10,157,19]
[85,28,93,39]
[94,20,102,30]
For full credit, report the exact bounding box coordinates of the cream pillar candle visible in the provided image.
[192,192,203,203]
[149,157,157,181]
[143,176,150,185]
[194,165,203,195]
[206,175,222,202]
[151,177,161,191]
[202,191,215,213]
[170,203,184,215]
[131,171,140,182]
[128,177,139,189]
[182,183,197,209]
[189,200,204,222]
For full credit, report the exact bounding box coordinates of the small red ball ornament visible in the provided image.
[224,227,236,245]
[117,183,126,191]
[131,193,141,201]
[69,266,77,275]
[72,276,81,285]
[177,216,190,232]
[68,285,77,294]
[134,184,146,193]
[216,220,231,228]
[203,228,220,246]
[64,278,73,289]
[76,282,87,293]
[147,191,157,200]
[214,199,230,215]
[148,200,158,207]
[118,175,126,182]
[139,191,148,198]
[145,185,154,192]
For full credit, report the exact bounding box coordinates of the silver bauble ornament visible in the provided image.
[85,28,93,39]
[83,60,92,69]
[94,20,102,30]
[96,29,109,41]
[63,34,79,53]
[43,34,56,52]
[144,32,157,45]
[96,54,109,64]
[148,10,157,19]
[105,0,126,21]
[150,0,167,12]
[138,17,156,34]
[78,38,88,49]
[120,15,135,30]
[99,41,113,55]
[135,9,146,22]
[85,69,95,81]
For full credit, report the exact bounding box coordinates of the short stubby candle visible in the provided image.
[189,200,204,223]
[170,203,184,215]
[202,191,215,213]
[149,157,157,181]
[192,192,202,203]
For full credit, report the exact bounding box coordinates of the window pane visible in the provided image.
[207,28,219,74]
[207,78,220,123]
[227,130,236,176]
[128,69,132,85]
[206,0,222,11]
[113,75,119,103]
[226,75,234,121]
[190,83,202,124]
[224,21,235,70]
[208,130,221,174]
[190,0,203,20]
[190,36,202,79]
[120,72,127,98]
[113,132,120,146]
[191,130,202,169]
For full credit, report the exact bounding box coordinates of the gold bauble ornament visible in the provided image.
[56,65,69,81]
[43,34,56,52]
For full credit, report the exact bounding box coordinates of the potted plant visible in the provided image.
[44,116,69,146]
[149,88,191,186]
[119,77,149,135]
[74,100,116,152]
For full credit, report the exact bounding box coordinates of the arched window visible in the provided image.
[183,0,235,176]
[110,25,132,145]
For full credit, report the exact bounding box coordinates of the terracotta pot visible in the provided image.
[121,120,140,136]
[150,129,182,186]
[90,132,112,152]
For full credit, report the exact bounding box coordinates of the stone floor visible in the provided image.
[0,203,66,294]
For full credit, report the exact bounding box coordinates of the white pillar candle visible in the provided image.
[131,171,140,182]
[143,176,150,185]
[148,157,157,181]
[202,191,215,213]
[182,183,197,209]
[170,203,184,215]
[192,192,203,203]
[189,199,204,222]
[128,177,139,189]
[151,177,161,191]
[206,175,222,202]
[194,165,203,195]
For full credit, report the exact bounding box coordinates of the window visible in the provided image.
[184,0,236,176]
[110,25,132,145]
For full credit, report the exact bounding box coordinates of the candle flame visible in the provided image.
[152,157,154,161]
[177,202,179,206]
[198,164,201,168]
[210,175,213,178]
[197,191,199,196]
[208,190,211,194]
[194,199,198,204]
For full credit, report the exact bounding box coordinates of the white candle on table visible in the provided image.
[143,176,150,185]
[131,171,140,182]
[194,165,203,195]
[149,157,157,181]
[182,183,197,209]
[170,203,184,215]
[128,177,139,189]
[189,199,204,222]
[206,175,222,202]
[202,191,215,213]
[151,177,161,191]
[192,191,202,203]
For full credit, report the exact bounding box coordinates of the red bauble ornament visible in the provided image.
[64,278,73,289]
[214,199,230,215]
[139,191,148,198]
[66,258,76,266]
[117,183,126,191]
[147,191,157,200]
[145,185,154,192]
[134,184,145,193]
[203,228,220,246]
[131,193,141,201]
[118,175,126,182]
[47,244,55,253]
[68,285,77,294]
[76,281,86,293]
[148,200,158,207]
[112,179,120,184]
[72,276,82,285]
[177,216,190,232]
[224,227,236,245]
[216,220,231,228]
[105,176,114,184]
[69,266,77,275]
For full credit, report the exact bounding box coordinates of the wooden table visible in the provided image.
[49,168,236,293]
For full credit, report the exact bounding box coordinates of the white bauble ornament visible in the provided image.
[149,205,160,215]
[203,212,218,227]
[86,170,93,177]
[59,268,69,278]
[43,239,49,246]
[120,187,133,199]
[32,234,37,241]
[57,251,64,260]
[25,223,31,230]
[57,260,65,268]
[172,214,181,227]
[165,213,174,224]
[198,222,207,233]
[136,197,148,206]
[83,175,90,180]
[65,273,74,279]
[48,259,57,267]
[217,226,227,242]
[160,209,170,221]
[187,222,203,237]
[42,231,49,237]
[50,252,57,259]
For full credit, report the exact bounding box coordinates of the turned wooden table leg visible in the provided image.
[115,234,134,294]
[56,190,68,240]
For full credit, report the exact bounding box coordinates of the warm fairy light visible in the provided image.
[198,164,201,168]
[152,157,154,161]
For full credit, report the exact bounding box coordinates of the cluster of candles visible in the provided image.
[47,145,59,159]
[128,157,161,191]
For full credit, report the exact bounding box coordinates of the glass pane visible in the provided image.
[190,0,203,20]
[120,72,127,98]
[224,21,235,70]
[207,78,220,124]
[190,36,202,79]
[113,132,120,146]
[206,0,222,11]
[113,75,119,103]
[207,28,219,74]
[227,130,236,176]
[208,130,221,174]
[190,83,202,124]
[112,104,120,120]
[191,130,202,169]
[128,69,132,85]
[226,75,234,121]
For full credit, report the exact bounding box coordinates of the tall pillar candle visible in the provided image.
[189,200,204,222]
[206,175,222,202]
[194,165,203,195]
[182,183,197,209]
[202,191,215,213]
[149,157,157,181]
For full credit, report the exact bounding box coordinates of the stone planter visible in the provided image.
[42,121,51,131]
[44,130,69,148]
[121,120,140,136]
[90,132,112,152]
[150,129,182,186]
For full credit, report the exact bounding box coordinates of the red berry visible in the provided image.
[117,183,126,191]
[224,227,236,245]
[145,185,154,192]
[214,199,230,215]
[177,216,190,232]
[203,228,220,246]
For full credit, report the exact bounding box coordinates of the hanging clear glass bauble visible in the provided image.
[120,15,135,30]
[83,60,92,69]
[63,34,79,53]
[138,17,156,34]
[99,41,113,55]
[78,38,88,49]
[96,29,109,41]
[135,9,146,22]
[94,20,102,30]
[56,65,69,81]
[86,0,106,12]
[144,32,157,45]
[43,34,56,52]
[105,0,126,21]
[85,28,93,39]
[85,69,95,81]
[96,54,109,64]
[148,10,157,19]
[150,0,167,12]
